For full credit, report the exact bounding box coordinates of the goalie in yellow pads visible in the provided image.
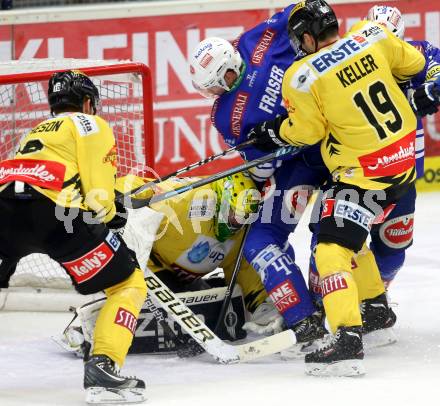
[117,172,283,336]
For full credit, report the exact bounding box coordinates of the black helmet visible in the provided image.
[48,70,100,115]
[288,0,338,54]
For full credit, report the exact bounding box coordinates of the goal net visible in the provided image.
[0,59,155,310]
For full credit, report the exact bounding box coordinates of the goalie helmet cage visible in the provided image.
[0,59,155,311]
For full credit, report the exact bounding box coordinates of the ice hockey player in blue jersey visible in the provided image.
[189,4,329,354]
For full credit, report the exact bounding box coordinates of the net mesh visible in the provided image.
[0,59,153,289]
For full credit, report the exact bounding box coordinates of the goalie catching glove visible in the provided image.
[247,114,289,152]
[408,77,440,117]
[242,299,285,336]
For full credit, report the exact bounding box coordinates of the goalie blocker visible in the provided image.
[58,284,247,357]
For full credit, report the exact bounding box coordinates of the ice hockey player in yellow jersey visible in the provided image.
[117,172,284,335]
[0,70,147,403]
[247,0,425,376]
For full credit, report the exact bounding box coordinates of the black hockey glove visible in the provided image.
[409,78,440,118]
[247,114,289,152]
[106,200,128,231]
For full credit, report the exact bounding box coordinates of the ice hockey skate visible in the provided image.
[305,326,365,377]
[280,312,329,360]
[84,355,146,404]
[361,293,397,350]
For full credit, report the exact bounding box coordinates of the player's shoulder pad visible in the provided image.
[69,112,103,137]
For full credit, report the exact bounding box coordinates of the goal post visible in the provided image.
[0,59,155,311]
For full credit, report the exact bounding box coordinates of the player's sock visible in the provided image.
[84,354,146,404]
[361,293,397,349]
[305,326,365,377]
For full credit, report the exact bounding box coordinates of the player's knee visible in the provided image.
[315,242,354,278]
[106,268,147,309]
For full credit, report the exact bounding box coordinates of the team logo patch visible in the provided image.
[114,307,137,335]
[379,214,414,249]
[334,200,374,231]
[269,280,301,312]
[320,273,348,297]
[0,159,66,191]
[187,241,210,264]
[358,131,415,177]
[62,242,114,284]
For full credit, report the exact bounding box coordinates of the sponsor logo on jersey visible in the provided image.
[358,131,416,177]
[309,38,367,75]
[379,214,414,249]
[251,28,276,66]
[320,273,348,297]
[72,114,99,137]
[102,144,117,167]
[199,53,214,68]
[269,280,301,312]
[187,241,210,263]
[62,242,114,284]
[320,198,335,219]
[188,197,216,219]
[230,91,249,138]
[114,307,137,335]
[0,159,66,191]
[258,65,284,114]
[334,200,374,231]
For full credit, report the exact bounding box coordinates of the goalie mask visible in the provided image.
[212,172,260,242]
[48,70,100,115]
[190,37,243,98]
[366,5,405,39]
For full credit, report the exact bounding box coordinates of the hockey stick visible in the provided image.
[116,139,256,203]
[145,267,297,364]
[125,145,302,209]
[213,223,251,334]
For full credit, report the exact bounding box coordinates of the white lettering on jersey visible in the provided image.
[71,113,99,137]
[334,200,374,231]
[258,65,284,114]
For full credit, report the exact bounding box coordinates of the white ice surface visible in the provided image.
[1,192,439,406]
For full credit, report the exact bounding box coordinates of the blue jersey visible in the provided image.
[212,5,297,163]
[407,40,440,178]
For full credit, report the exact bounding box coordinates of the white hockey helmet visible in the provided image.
[190,37,242,98]
[366,5,405,39]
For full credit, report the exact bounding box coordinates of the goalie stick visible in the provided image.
[116,139,256,203]
[124,145,303,209]
[145,267,297,364]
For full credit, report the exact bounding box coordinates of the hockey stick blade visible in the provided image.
[145,269,297,364]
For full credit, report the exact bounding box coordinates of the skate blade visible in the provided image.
[280,337,329,360]
[364,327,397,350]
[86,387,146,404]
[305,359,366,377]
